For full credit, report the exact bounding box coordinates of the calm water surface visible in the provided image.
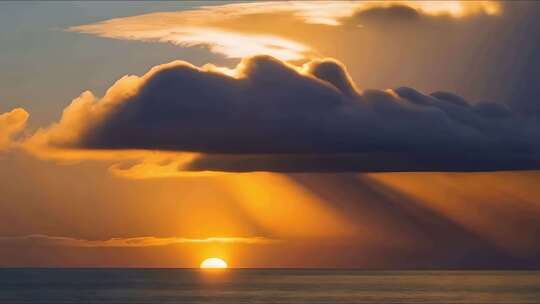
[1,269,539,303]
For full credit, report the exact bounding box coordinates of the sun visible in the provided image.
[200,257,228,269]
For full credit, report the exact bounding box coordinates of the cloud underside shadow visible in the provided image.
[185,153,540,173]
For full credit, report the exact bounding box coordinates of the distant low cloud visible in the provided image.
[0,234,277,247]
[0,108,29,152]
[25,55,540,173]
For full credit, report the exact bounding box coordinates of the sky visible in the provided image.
[1,1,540,268]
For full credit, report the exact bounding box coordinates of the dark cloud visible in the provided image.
[347,4,422,25]
[47,55,540,172]
[344,2,540,118]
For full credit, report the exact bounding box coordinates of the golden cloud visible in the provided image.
[0,108,29,152]
[0,234,278,247]
[68,1,501,60]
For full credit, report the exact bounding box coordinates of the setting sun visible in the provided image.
[200,258,228,269]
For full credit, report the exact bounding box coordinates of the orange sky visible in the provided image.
[1,1,540,269]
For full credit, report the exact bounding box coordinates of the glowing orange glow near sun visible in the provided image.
[200,257,228,269]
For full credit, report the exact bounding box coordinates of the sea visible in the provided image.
[1,269,539,303]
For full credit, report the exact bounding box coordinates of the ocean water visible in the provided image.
[0,269,539,303]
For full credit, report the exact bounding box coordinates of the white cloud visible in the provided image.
[68,1,501,60]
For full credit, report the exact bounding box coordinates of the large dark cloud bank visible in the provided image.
[76,55,540,172]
